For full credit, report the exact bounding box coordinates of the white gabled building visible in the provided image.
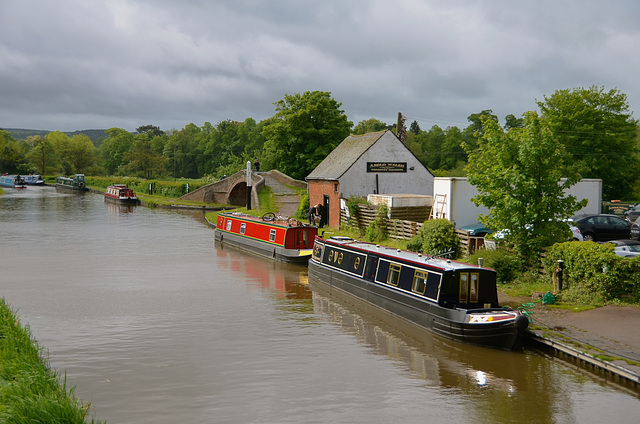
[306,130,434,228]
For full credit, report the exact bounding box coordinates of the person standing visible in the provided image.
[315,203,325,228]
[253,159,260,172]
[307,204,318,225]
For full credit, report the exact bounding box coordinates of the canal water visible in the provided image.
[1,186,639,423]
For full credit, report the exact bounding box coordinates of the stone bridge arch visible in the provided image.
[180,169,263,207]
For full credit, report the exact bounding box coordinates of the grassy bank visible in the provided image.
[0,298,103,423]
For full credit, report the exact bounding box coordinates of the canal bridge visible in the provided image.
[180,169,306,217]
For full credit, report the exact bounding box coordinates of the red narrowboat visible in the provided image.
[104,184,139,204]
[214,212,318,264]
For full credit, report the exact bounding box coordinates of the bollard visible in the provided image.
[555,260,564,292]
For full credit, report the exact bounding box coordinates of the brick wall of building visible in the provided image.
[308,180,341,228]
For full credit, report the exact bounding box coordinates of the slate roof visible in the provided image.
[306,130,388,180]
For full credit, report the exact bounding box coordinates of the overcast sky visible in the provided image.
[1,0,639,133]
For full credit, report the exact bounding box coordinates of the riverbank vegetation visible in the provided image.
[0,298,102,423]
[3,85,639,201]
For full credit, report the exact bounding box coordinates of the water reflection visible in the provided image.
[2,187,639,423]
[308,279,615,423]
[104,199,136,216]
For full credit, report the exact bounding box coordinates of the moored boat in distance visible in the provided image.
[22,174,44,185]
[308,236,529,350]
[56,174,89,191]
[214,211,318,264]
[0,174,27,189]
[104,184,139,204]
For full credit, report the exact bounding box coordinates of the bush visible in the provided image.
[467,247,524,283]
[365,204,388,242]
[544,241,640,304]
[408,218,459,257]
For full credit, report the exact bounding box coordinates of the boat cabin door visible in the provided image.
[293,229,310,249]
[458,272,480,306]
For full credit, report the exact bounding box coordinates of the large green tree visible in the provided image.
[100,128,134,175]
[124,135,167,179]
[0,130,30,174]
[262,91,352,180]
[465,112,586,266]
[25,135,56,174]
[537,85,639,200]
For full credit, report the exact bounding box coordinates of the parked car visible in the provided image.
[570,214,632,242]
[459,222,492,237]
[631,216,640,240]
[491,224,583,242]
[604,239,640,257]
[624,204,640,222]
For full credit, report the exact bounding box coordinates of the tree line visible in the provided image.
[1,85,638,200]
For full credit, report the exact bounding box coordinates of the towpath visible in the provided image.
[261,171,302,218]
[500,292,640,386]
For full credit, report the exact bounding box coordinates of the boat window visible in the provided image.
[240,223,246,235]
[226,220,232,231]
[269,229,276,242]
[470,273,479,302]
[459,273,469,303]
[387,264,401,286]
[412,271,427,295]
[424,272,441,300]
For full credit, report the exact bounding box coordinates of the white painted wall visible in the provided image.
[340,132,433,198]
[433,177,602,227]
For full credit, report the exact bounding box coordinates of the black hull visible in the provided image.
[214,230,311,265]
[308,259,526,350]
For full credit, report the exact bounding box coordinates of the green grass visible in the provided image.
[0,298,103,423]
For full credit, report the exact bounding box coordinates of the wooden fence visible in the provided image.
[340,204,485,255]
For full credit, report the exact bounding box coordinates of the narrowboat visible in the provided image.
[22,174,44,185]
[56,174,89,191]
[214,212,318,264]
[104,184,139,204]
[308,235,529,350]
[0,175,27,189]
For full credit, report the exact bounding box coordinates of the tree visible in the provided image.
[262,91,352,180]
[0,130,30,174]
[504,114,524,130]
[124,136,167,179]
[537,85,640,200]
[136,125,164,138]
[164,123,200,179]
[409,120,421,135]
[100,128,134,175]
[352,118,388,135]
[66,135,97,174]
[464,112,586,266]
[26,135,56,174]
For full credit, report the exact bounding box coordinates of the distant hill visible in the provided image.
[3,128,111,143]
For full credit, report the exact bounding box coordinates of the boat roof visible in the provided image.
[219,211,316,230]
[322,236,488,272]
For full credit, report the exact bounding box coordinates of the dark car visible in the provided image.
[624,204,640,222]
[571,214,632,242]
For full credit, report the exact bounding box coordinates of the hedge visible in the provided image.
[543,241,640,304]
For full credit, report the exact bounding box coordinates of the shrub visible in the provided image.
[365,204,388,242]
[408,218,459,257]
[544,241,640,304]
[467,247,524,283]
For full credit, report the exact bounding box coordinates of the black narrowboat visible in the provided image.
[308,235,529,350]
